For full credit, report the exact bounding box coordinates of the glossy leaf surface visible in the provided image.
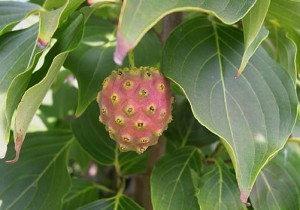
[151,147,202,210]
[114,0,256,64]
[162,16,297,202]
[0,131,72,210]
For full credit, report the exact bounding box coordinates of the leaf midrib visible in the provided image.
[6,138,73,209]
[166,149,197,210]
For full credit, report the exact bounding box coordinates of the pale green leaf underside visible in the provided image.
[13,15,84,162]
[0,131,72,210]
[0,1,40,35]
[114,0,256,64]
[268,0,300,30]
[39,0,84,44]
[197,161,246,210]
[250,143,300,209]
[162,16,297,202]
[266,0,300,75]
[151,147,202,210]
[238,0,270,75]
[77,195,144,210]
[265,25,297,84]
[0,24,39,158]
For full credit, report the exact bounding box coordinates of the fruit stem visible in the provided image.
[128,49,135,68]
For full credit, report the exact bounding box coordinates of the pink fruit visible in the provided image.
[97,67,173,154]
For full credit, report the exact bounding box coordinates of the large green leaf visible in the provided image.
[266,0,300,74]
[162,16,297,203]
[114,0,256,65]
[164,99,219,149]
[0,1,40,35]
[238,0,270,76]
[72,102,116,165]
[0,131,72,210]
[250,143,300,209]
[151,147,202,210]
[63,179,99,210]
[0,24,39,159]
[263,24,297,84]
[11,14,84,163]
[77,195,144,210]
[72,102,148,175]
[268,0,300,30]
[197,160,246,209]
[65,16,161,116]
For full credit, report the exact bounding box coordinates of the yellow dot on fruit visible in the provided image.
[101,107,107,115]
[124,105,135,116]
[123,136,131,142]
[158,83,165,92]
[119,144,127,151]
[144,71,152,79]
[160,109,167,119]
[123,80,133,89]
[110,94,119,104]
[147,104,156,114]
[154,129,163,137]
[115,116,124,125]
[139,88,149,97]
[140,138,150,143]
[136,121,145,129]
[102,78,110,89]
[136,147,146,154]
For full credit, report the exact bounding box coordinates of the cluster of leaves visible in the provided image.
[0,0,300,209]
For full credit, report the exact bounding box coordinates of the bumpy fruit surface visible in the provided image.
[97,67,173,154]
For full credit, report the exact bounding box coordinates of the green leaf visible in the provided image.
[80,0,121,20]
[63,179,99,210]
[65,16,161,116]
[268,0,300,30]
[0,24,39,159]
[77,195,144,210]
[151,147,202,210]
[266,0,300,75]
[64,16,117,116]
[114,0,256,64]
[0,1,40,35]
[11,14,84,163]
[250,143,300,209]
[39,82,77,129]
[39,0,84,46]
[164,99,219,149]
[162,16,297,203]
[68,140,92,173]
[72,102,115,165]
[263,24,297,84]
[286,29,300,75]
[0,131,72,210]
[72,102,148,175]
[197,160,246,209]
[291,106,300,141]
[238,0,270,76]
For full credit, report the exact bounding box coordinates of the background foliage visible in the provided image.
[0,0,300,209]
